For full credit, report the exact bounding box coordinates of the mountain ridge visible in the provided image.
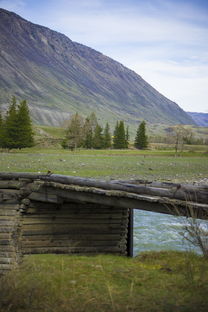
[0,8,195,126]
[187,112,208,127]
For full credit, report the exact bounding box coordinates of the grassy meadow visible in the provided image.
[0,142,208,311]
[0,147,207,183]
[1,251,208,312]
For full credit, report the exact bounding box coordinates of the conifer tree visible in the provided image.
[113,121,127,149]
[125,126,129,148]
[16,100,34,148]
[0,111,3,148]
[83,117,93,148]
[103,122,111,148]
[3,96,19,149]
[92,124,103,149]
[3,97,34,149]
[134,121,148,149]
[113,121,119,148]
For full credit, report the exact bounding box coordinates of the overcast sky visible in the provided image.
[1,0,208,113]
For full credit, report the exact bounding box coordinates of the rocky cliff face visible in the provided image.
[0,8,195,126]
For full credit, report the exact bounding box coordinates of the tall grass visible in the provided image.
[0,252,208,312]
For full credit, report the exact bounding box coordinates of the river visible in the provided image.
[133,210,207,256]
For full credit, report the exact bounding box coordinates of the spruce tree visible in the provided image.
[83,117,93,148]
[4,96,19,149]
[16,100,34,148]
[113,121,119,148]
[92,124,103,149]
[113,121,127,149]
[134,121,148,149]
[125,126,129,148]
[103,123,111,148]
[0,111,3,148]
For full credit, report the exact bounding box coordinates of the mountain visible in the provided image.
[0,8,195,127]
[187,112,208,127]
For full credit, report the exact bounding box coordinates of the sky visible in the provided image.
[0,0,208,113]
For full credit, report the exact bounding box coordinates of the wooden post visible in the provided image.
[127,208,134,257]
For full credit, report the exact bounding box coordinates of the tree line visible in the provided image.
[62,112,148,150]
[0,97,34,149]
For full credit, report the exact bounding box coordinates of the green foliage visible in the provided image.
[64,113,84,149]
[92,124,103,149]
[134,121,148,149]
[0,96,34,149]
[82,117,94,149]
[113,121,128,149]
[0,251,208,312]
[103,123,112,148]
[16,100,34,148]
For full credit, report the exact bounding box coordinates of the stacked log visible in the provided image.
[21,201,129,255]
[0,182,22,274]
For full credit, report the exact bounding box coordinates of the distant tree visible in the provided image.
[16,100,34,148]
[171,125,190,155]
[113,121,127,149]
[103,122,112,148]
[92,124,103,149]
[82,117,93,148]
[125,126,129,148]
[0,111,3,148]
[3,96,19,149]
[134,121,148,149]
[64,113,84,149]
[88,112,98,132]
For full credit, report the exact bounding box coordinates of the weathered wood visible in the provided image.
[28,192,62,203]
[22,240,124,247]
[22,246,126,254]
[127,209,134,257]
[22,234,123,240]
[0,209,18,216]
[23,212,127,219]
[0,181,24,189]
[0,172,207,203]
[0,257,15,264]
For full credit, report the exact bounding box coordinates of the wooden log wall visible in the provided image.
[0,181,23,274]
[21,201,129,255]
[0,177,130,274]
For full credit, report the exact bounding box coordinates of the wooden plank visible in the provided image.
[127,209,134,257]
[0,264,14,270]
[0,227,15,233]
[22,234,123,240]
[0,252,15,257]
[0,181,23,189]
[22,213,128,219]
[0,233,12,239]
[0,210,18,216]
[0,257,15,264]
[0,220,16,226]
[22,240,123,247]
[22,227,128,235]
[28,192,61,203]
[22,219,128,225]
[0,172,207,203]
[22,246,126,254]
[0,239,13,245]
[0,246,15,252]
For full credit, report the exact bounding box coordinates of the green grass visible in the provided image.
[0,148,207,182]
[1,251,208,312]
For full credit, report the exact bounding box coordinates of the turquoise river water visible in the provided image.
[133,210,207,256]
